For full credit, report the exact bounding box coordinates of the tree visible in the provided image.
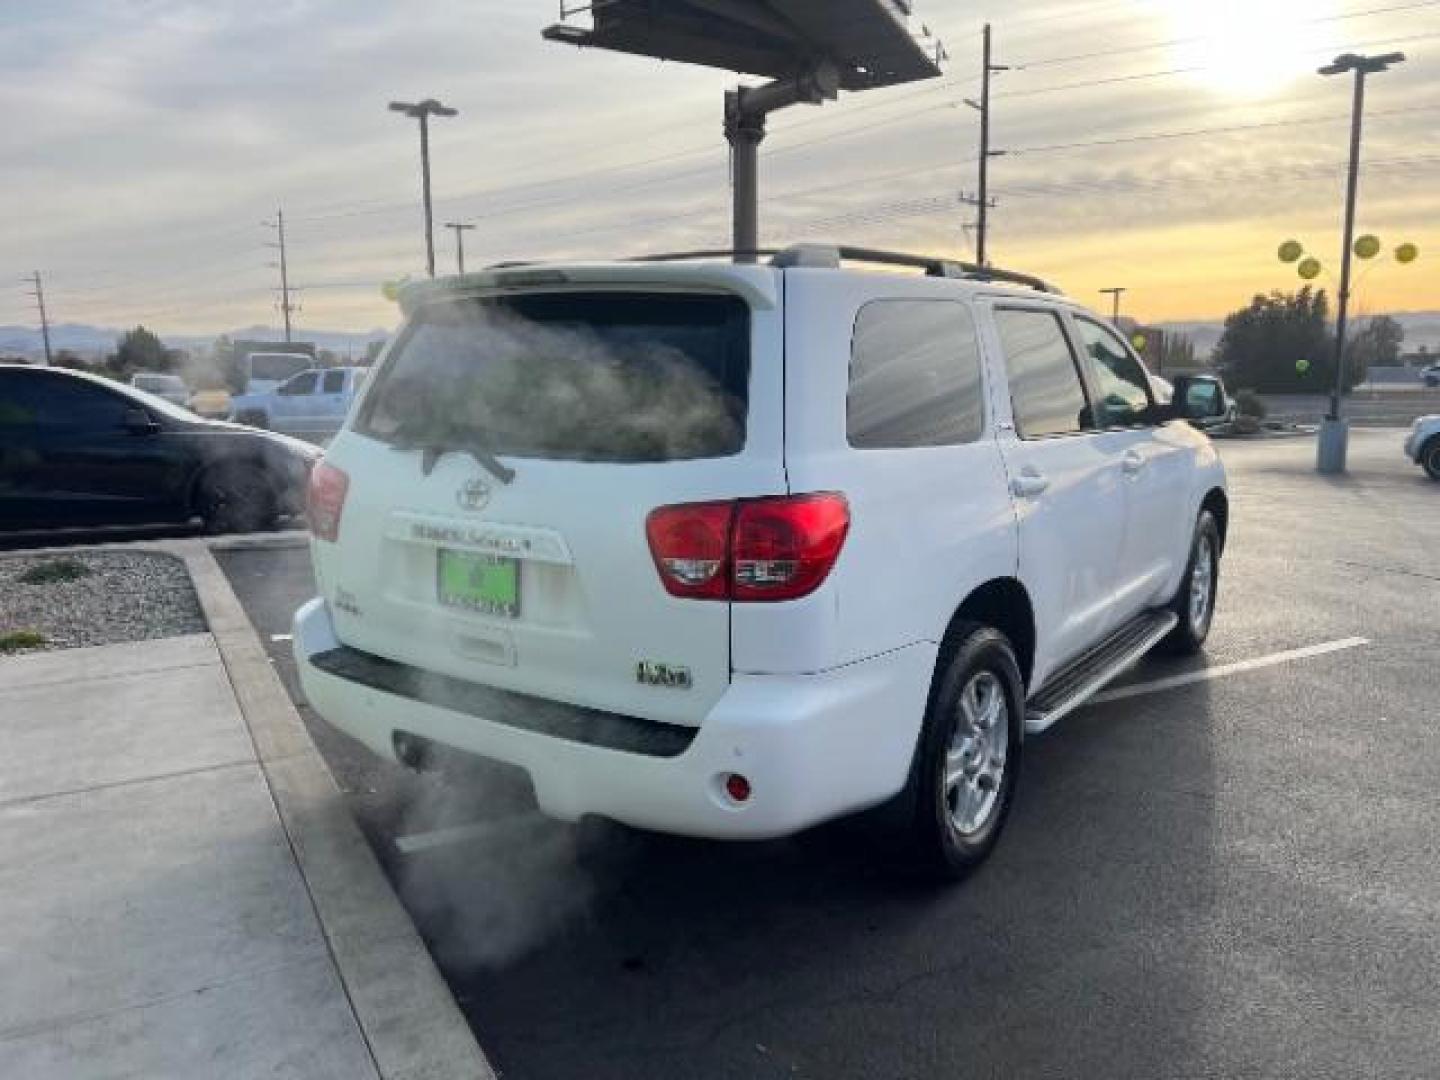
[106,325,174,377]
[51,349,88,370]
[1214,287,1345,393]
[1346,314,1404,376]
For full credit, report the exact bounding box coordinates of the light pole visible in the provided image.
[389,98,458,278]
[444,221,476,275]
[1315,50,1404,475]
[1099,287,1126,321]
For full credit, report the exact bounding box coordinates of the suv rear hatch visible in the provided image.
[313,268,786,727]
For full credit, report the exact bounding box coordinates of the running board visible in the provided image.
[1024,610,1178,734]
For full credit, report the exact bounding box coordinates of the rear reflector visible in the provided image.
[306,461,350,542]
[645,493,848,602]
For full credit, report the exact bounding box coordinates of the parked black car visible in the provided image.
[0,364,320,534]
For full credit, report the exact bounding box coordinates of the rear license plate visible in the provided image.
[437,549,520,618]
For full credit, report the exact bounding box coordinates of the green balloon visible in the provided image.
[1296,358,1311,374]
[1353,234,1381,259]
[1297,257,1322,281]
[1278,240,1304,263]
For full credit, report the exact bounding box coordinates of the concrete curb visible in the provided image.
[174,538,496,1080]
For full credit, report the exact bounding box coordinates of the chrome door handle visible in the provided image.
[1010,470,1051,498]
[1122,450,1146,475]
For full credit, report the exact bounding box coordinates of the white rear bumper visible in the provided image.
[292,597,935,839]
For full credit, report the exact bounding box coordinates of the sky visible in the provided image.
[3,0,1437,337]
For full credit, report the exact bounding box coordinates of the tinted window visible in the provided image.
[1076,318,1154,427]
[994,309,1092,438]
[322,370,346,393]
[250,354,311,382]
[848,300,984,448]
[282,372,318,396]
[358,292,750,463]
[17,375,130,430]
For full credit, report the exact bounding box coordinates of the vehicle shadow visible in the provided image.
[404,678,1220,1080]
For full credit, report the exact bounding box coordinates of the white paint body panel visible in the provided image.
[296,260,1228,839]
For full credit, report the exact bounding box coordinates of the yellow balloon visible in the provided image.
[381,280,400,302]
[1396,242,1419,264]
[1353,234,1381,259]
[1278,240,1304,263]
[1131,334,1147,351]
[1297,257,1322,280]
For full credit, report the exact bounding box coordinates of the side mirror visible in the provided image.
[1171,375,1229,425]
[123,406,161,435]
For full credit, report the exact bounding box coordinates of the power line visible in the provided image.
[1015,0,1440,69]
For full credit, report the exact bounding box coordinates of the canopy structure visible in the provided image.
[544,0,941,90]
[544,0,945,256]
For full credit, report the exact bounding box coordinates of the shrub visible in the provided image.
[17,558,92,585]
[0,630,47,653]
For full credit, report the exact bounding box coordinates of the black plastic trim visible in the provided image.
[309,645,699,759]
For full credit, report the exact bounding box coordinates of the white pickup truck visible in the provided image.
[293,245,1230,879]
[229,367,367,440]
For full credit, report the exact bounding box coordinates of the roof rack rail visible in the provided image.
[625,249,780,264]
[772,244,1059,293]
[488,246,1059,294]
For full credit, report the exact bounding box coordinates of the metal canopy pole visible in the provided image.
[724,64,839,261]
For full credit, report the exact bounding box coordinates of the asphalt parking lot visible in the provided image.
[218,428,1440,1080]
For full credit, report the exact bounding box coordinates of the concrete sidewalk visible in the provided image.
[0,541,492,1079]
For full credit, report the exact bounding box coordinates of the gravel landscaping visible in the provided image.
[0,550,206,654]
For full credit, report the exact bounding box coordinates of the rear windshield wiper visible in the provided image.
[391,423,516,485]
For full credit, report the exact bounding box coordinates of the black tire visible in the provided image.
[1421,437,1440,482]
[198,466,276,535]
[1159,510,1221,655]
[900,622,1024,882]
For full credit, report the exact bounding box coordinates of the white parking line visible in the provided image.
[1091,636,1370,705]
[270,633,293,642]
[395,822,498,855]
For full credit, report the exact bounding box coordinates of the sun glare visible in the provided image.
[1164,0,1341,97]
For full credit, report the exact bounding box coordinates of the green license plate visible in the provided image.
[437,549,520,618]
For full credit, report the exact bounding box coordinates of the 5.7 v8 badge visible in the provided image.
[636,660,693,690]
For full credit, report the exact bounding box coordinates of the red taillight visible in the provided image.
[645,501,734,599]
[732,493,849,601]
[306,461,349,542]
[645,493,849,602]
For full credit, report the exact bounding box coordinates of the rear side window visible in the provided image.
[322,370,346,393]
[994,309,1092,438]
[848,300,984,448]
[357,292,750,462]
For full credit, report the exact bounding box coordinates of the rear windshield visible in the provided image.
[356,291,750,462]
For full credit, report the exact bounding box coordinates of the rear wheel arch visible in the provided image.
[1421,435,1440,479]
[943,577,1036,691]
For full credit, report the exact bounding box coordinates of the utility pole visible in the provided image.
[444,221,476,275]
[389,99,459,277]
[1099,287,1126,321]
[1315,50,1405,475]
[23,271,53,366]
[963,24,1008,266]
[262,209,296,342]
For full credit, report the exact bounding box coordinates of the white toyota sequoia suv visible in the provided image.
[294,245,1230,878]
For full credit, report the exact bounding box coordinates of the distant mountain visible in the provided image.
[0,323,392,361]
